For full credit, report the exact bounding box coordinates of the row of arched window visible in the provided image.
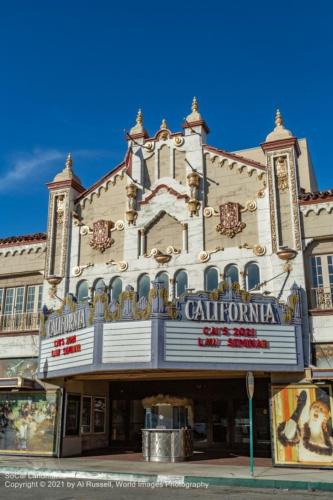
[76,263,260,303]
[205,263,260,292]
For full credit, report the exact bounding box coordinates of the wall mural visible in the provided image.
[271,384,333,466]
[0,358,38,379]
[0,391,59,455]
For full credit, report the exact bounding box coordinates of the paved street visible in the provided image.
[0,476,332,500]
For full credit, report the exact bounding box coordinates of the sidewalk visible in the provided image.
[0,453,333,492]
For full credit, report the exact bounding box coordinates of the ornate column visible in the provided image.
[139,228,146,256]
[125,183,138,225]
[187,171,201,217]
[181,223,188,252]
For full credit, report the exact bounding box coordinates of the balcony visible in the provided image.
[0,312,40,333]
[310,287,333,311]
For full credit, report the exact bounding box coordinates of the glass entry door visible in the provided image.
[110,399,144,449]
[211,401,229,444]
[110,400,127,442]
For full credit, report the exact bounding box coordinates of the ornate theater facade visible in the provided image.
[0,100,333,466]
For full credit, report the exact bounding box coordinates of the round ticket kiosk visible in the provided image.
[142,395,193,462]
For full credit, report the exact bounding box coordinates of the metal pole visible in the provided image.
[249,397,254,477]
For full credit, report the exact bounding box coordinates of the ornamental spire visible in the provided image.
[186,96,202,123]
[160,118,167,129]
[265,108,293,142]
[52,152,82,184]
[136,109,143,126]
[130,108,145,135]
[275,109,283,127]
[192,96,198,113]
[65,152,73,171]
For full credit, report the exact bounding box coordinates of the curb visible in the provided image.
[1,466,333,492]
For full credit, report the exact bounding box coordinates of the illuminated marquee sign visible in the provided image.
[51,335,82,357]
[184,300,277,324]
[46,308,87,337]
[197,326,269,349]
[37,284,303,378]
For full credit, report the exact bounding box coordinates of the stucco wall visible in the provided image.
[79,175,127,265]
[146,212,183,254]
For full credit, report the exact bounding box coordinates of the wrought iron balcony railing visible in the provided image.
[310,287,333,310]
[0,312,40,333]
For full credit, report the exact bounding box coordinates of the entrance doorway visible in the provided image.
[110,399,144,450]
[109,378,271,457]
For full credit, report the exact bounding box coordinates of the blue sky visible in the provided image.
[0,0,332,237]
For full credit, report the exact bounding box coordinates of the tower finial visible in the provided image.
[137,109,143,126]
[160,118,167,129]
[52,152,81,184]
[275,109,283,127]
[130,108,146,135]
[65,152,73,171]
[265,108,293,142]
[186,96,202,123]
[192,96,198,113]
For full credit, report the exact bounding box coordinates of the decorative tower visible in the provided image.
[126,109,149,185]
[262,110,302,254]
[183,97,209,143]
[44,153,85,307]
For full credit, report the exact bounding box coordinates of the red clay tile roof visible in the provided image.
[0,232,47,247]
[299,189,333,204]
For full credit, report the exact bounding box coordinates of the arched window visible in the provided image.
[110,277,122,302]
[224,265,239,284]
[77,280,89,302]
[94,278,106,292]
[205,267,219,291]
[175,270,188,298]
[246,263,260,291]
[138,274,150,299]
[156,272,169,295]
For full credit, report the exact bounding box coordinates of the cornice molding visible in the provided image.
[47,179,85,193]
[261,137,301,156]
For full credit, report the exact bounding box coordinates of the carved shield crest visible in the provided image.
[216,202,245,238]
[89,220,114,253]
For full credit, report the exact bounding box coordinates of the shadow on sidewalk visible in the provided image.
[80,447,272,467]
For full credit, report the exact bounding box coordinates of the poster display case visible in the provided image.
[0,390,61,456]
[271,384,333,467]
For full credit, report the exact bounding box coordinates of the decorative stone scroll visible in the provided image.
[72,263,94,277]
[198,247,224,263]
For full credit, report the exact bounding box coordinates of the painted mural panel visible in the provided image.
[313,344,333,368]
[271,385,333,466]
[0,391,60,455]
[0,358,38,378]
